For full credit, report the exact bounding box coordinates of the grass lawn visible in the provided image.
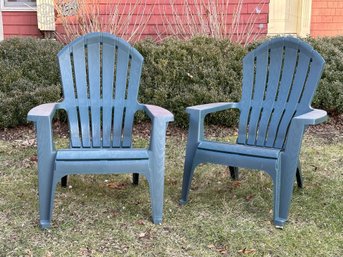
[0,122,342,256]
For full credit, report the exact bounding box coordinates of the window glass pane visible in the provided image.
[4,0,36,7]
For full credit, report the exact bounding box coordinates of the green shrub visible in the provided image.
[136,37,247,127]
[306,36,343,114]
[0,36,342,129]
[0,37,62,127]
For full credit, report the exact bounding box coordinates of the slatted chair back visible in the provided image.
[57,32,143,149]
[237,37,325,149]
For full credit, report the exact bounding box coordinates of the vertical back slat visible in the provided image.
[256,47,283,146]
[265,47,298,147]
[274,53,311,148]
[87,41,101,147]
[237,54,255,144]
[246,50,268,145]
[112,41,130,147]
[73,41,91,147]
[122,54,143,147]
[298,56,325,109]
[59,33,144,150]
[59,51,82,147]
[102,42,116,147]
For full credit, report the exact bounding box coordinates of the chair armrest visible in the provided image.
[186,102,240,117]
[27,103,59,122]
[293,109,327,125]
[27,103,59,153]
[143,104,174,123]
[283,109,327,161]
[186,102,239,141]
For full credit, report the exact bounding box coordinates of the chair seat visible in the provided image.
[198,141,281,159]
[56,148,149,161]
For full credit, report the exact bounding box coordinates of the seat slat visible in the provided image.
[102,42,116,147]
[58,52,82,147]
[112,42,130,147]
[247,50,269,145]
[88,42,101,147]
[265,47,298,148]
[73,41,91,147]
[56,149,149,160]
[198,141,280,159]
[256,47,284,146]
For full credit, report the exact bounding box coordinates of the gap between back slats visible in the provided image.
[238,40,316,149]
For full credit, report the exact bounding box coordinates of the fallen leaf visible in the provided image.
[238,248,256,254]
[233,181,241,188]
[136,220,145,225]
[138,232,146,238]
[107,182,127,190]
[245,195,254,201]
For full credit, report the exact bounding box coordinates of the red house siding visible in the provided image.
[2,11,41,39]
[55,0,269,43]
[311,0,343,37]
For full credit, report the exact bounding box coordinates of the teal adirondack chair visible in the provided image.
[180,37,327,228]
[28,32,173,228]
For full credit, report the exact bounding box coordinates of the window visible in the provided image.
[4,0,36,8]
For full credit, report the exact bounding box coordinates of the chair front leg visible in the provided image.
[148,119,169,224]
[180,111,203,205]
[35,119,56,229]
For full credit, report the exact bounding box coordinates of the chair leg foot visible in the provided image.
[132,173,139,185]
[152,217,162,225]
[179,199,188,205]
[61,176,68,188]
[40,220,51,229]
[274,218,287,229]
[229,166,239,180]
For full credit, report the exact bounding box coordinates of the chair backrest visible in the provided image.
[58,32,144,148]
[237,37,325,149]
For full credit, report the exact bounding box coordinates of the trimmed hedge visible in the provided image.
[136,37,246,127]
[306,36,343,114]
[0,38,63,127]
[0,36,342,128]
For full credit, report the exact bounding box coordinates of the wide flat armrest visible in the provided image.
[186,102,239,116]
[293,109,327,125]
[143,104,174,123]
[27,103,59,122]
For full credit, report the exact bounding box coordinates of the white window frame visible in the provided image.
[1,0,37,11]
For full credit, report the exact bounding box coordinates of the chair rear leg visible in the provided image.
[61,175,68,188]
[296,163,303,188]
[229,166,239,180]
[132,173,139,185]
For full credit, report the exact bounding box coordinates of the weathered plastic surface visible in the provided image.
[27,32,173,228]
[180,37,327,228]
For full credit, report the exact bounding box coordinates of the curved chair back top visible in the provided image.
[237,37,325,149]
[58,32,144,148]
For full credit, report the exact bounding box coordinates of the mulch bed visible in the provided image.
[0,114,342,143]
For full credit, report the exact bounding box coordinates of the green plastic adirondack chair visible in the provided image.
[28,32,173,228]
[180,37,327,228]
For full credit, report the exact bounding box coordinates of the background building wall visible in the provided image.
[310,0,343,37]
[2,11,41,38]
